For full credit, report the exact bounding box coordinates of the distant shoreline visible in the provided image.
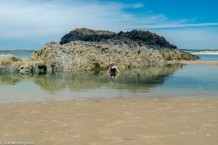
[0,50,34,52]
[182,49,218,55]
[190,51,218,55]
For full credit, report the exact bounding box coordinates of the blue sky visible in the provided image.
[0,0,218,50]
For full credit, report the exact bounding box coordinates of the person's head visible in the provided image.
[110,61,115,66]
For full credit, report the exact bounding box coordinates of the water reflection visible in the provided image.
[0,64,182,93]
[110,64,182,92]
[0,73,33,85]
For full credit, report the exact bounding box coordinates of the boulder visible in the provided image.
[0,55,47,74]
[17,58,47,75]
[0,55,22,73]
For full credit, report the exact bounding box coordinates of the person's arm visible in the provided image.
[115,66,120,73]
[107,67,111,74]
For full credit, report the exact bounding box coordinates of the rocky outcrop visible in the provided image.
[17,58,47,75]
[60,28,176,48]
[60,28,116,44]
[0,55,22,73]
[30,28,198,72]
[0,55,47,74]
[1,28,199,73]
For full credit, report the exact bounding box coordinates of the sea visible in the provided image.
[0,50,33,58]
[0,50,218,103]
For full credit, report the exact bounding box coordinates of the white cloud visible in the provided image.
[0,0,218,50]
[0,0,134,39]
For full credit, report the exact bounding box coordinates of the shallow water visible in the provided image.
[0,63,218,103]
[197,54,218,61]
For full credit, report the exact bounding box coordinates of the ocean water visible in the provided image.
[0,63,218,103]
[0,51,33,58]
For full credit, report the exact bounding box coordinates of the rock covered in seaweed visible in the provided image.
[0,55,47,74]
[31,28,198,72]
[0,28,199,73]
[0,55,22,73]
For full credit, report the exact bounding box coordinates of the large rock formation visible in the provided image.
[31,28,198,72]
[0,28,198,73]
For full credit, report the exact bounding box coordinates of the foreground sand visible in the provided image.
[0,97,218,145]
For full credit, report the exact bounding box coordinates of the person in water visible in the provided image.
[107,61,120,77]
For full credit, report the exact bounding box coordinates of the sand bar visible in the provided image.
[180,60,218,66]
[0,97,218,145]
[191,51,218,55]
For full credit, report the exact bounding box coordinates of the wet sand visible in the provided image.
[180,60,218,66]
[0,97,218,145]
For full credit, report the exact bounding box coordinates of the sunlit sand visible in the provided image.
[0,97,217,145]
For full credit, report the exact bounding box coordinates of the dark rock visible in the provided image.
[60,28,115,44]
[60,28,176,49]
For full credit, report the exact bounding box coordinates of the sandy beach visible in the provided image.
[1,0,218,144]
[0,97,218,145]
[0,60,218,145]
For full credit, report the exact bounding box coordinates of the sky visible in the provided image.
[0,0,218,50]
